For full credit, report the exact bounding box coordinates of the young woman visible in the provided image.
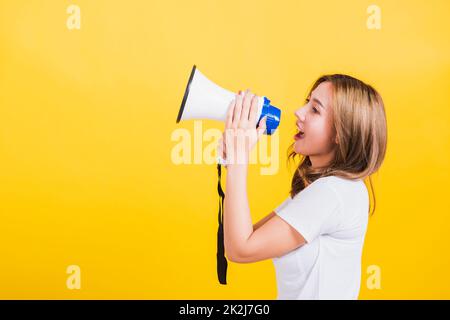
[217,74,387,299]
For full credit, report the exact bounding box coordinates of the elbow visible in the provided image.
[225,246,251,263]
[227,251,258,264]
[226,252,246,263]
[225,244,246,263]
[226,253,238,263]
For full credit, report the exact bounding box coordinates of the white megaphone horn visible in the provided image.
[176,65,281,135]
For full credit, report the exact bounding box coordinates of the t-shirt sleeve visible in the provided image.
[273,179,341,243]
[273,196,291,213]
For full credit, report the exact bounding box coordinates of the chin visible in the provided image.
[293,143,307,155]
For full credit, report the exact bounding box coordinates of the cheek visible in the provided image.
[295,118,334,154]
[310,119,333,143]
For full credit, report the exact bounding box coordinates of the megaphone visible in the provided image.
[176,65,281,134]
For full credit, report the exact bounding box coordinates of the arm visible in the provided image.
[223,90,306,263]
[225,165,306,263]
[253,212,276,231]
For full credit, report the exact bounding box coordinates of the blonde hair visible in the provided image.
[288,74,387,216]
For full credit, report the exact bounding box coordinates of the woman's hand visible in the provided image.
[217,89,267,166]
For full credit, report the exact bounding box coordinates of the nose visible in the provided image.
[294,105,307,122]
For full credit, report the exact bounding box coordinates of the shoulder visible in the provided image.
[303,175,368,206]
[282,176,368,213]
[291,176,342,209]
[313,176,367,197]
[313,175,369,217]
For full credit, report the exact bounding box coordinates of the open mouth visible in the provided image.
[294,130,305,140]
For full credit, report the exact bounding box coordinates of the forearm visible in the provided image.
[223,164,253,258]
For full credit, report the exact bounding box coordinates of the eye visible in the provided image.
[312,106,319,114]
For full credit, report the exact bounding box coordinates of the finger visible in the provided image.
[257,116,267,139]
[249,95,259,124]
[241,89,254,124]
[233,93,242,128]
[225,98,236,129]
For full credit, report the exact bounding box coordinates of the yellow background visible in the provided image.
[1,0,449,299]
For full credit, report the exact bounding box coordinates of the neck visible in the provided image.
[309,150,335,170]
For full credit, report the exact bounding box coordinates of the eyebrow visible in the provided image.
[311,97,325,110]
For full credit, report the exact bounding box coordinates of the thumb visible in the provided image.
[257,116,267,139]
[217,136,226,158]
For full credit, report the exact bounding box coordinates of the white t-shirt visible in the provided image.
[272,175,369,300]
